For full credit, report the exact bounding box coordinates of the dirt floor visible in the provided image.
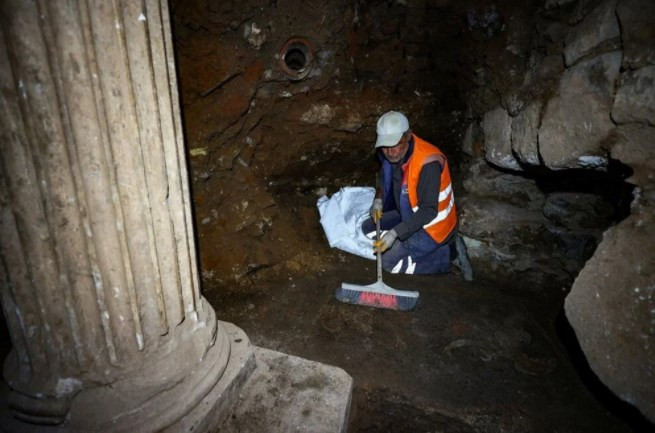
[191,128,645,431]
[202,233,641,432]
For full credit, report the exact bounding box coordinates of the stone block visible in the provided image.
[543,226,598,262]
[610,124,655,187]
[564,0,619,66]
[543,192,614,230]
[482,107,521,171]
[569,0,607,26]
[216,347,353,433]
[458,196,547,244]
[617,0,655,69]
[462,159,545,209]
[565,203,655,423]
[611,65,655,126]
[458,197,574,290]
[0,321,257,433]
[538,51,621,170]
[462,121,484,157]
[511,101,541,166]
[535,54,565,81]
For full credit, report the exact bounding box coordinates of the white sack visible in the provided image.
[316,187,376,260]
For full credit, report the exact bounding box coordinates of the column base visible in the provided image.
[0,324,353,433]
[163,322,256,432]
[0,321,255,433]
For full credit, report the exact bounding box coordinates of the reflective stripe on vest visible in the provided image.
[405,134,457,243]
[412,183,455,228]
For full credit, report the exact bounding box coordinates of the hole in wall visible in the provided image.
[284,48,306,71]
[279,37,314,80]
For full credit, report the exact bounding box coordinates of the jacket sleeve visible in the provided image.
[393,161,441,240]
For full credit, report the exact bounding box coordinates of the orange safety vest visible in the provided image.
[402,134,457,243]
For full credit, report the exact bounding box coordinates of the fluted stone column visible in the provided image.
[0,0,242,431]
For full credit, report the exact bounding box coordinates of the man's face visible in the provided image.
[382,133,410,163]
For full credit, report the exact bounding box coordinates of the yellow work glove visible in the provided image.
[373,229,397,253]
[370,198,383,223]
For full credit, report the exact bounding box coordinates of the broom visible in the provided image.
[335,218,419,311]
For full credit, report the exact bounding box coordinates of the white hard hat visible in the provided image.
[375,111,409,148]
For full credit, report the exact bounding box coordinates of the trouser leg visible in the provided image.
[381,230,452,275]
[363,216,452,275]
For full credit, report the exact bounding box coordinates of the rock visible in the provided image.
[610,124,655,187]
[538,21,566,43]
[190,147,208,157]
[563,0,620,66]
[462,121,484,157]
[522,51,563,94]
[565,202,655,423]
[535,54,565,82]
[336,111,363,132]
[243,22,267,49]
[576,155,608,169]
[458,197,573,290]
[482,107,521,171]
[217,347,353,433]
[511,101,541,166]
[465,7,503,38]
[544,227,598,262]
[616,0,655,69]
[459,197,546,243]
[459,196,555,271]
[462,159,545,210]
[301,104,335,126]
[538,51,621,170]
[544,0,576,9]
[569,0,602,25]
[462,122,475,156]
[611,66,655,126]
[543,192,614,230]
[502,93,524,117]
[214,140,243,171]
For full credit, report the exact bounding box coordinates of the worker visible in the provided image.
[363,111,473,279]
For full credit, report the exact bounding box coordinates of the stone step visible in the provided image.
[215,342,353,432]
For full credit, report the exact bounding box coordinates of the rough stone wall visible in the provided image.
[459,0,655,421]
[563,0,655,418]
[459,0,640,291]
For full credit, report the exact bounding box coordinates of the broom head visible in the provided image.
[336,281,419,311]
